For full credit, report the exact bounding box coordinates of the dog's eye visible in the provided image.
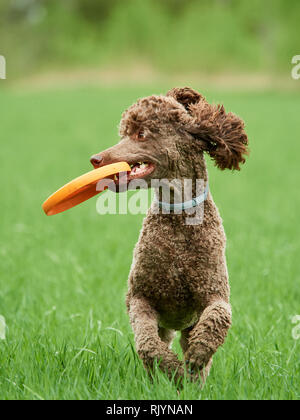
[136,129,146,141]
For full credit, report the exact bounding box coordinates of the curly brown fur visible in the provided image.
[167,87,249,170]
[90,87,249,385]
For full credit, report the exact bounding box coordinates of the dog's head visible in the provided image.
[90,87,249,187]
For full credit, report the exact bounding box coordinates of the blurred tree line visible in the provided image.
[0,0,299,78]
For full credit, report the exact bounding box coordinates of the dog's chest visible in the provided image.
[130,218,204,300]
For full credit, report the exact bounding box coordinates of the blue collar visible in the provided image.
[156,183,209,211]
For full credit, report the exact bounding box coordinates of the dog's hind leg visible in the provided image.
[158,327,176,349]
[180,327,192,354]
[128,296,184,382]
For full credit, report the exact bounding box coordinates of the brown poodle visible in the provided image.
[90,87,249,385]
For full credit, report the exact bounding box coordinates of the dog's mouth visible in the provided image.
[111,161,155,184]
[107,161,156,192]
[128,161,155,180]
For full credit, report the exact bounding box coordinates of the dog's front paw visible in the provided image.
[185,343,213,372]
[185,345,213,387]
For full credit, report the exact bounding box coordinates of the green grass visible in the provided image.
[0,85,299,400]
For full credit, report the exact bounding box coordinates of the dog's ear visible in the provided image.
[167,87,249,170]
[166,87,204,112]
[187,98,249,171]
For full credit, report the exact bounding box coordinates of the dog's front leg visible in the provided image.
[128,295,184,382]
[184,299,232,383]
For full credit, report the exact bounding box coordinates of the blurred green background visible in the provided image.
[1,0,300,80]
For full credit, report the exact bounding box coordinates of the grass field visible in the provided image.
[0,85,299,400]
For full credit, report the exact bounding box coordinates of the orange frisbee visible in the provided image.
[42,162,131,216]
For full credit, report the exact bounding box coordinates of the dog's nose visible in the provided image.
[90,154,103,168]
